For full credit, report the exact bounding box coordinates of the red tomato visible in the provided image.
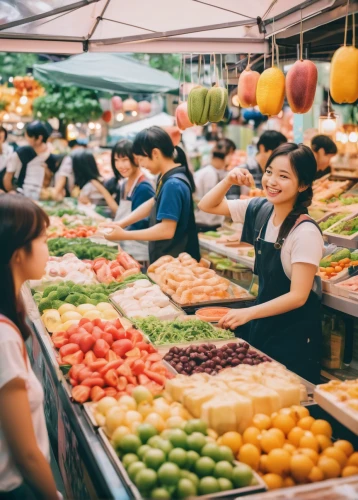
[93,339,110,358]
[89,359,108,372]
[72,385,90,403]
[70,377,78,387]
[52,332,69,349]
[84,350,97,365]
[104,324,120,336]
[92,326,103,340]
[112,339,133,357]
[99,359,123,376]
[103,387,117,398]
[79,334,96,353]
[81,322,94,334]
[62,351,84,366]
[143,369,166,387]
[104,369,119,387]
[69,363,86,381]
[90,386,105,402]
[93,318,105,329]
[138,374,150,385]
[113,319,124,330]
[67,325,80,336]
[69,333,84,345]
[112,328,127,341]
[125,347,141,358]
[117,376,128,390]
[81,377,105,388]
[111,266,122,279]
[59,343,80,358]
[136,342,152,352]
[101,332,113,347]
[117,363,132,378]
[77,367,93,383]
[147,353,162,362]
[105,350,118,362]
[127,375,137,385]
[132,359,145,375]
[79,318,91,326]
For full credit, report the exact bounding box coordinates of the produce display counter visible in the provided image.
[199,238,255,270]
[322,293,358,319]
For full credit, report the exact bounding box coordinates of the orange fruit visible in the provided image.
[266,449,291,475]
[310,419,333,438]
[342,465,358,477]
[348,452,358,466]
[238,443,261,471]
[262,473,283,490]
[299,432,319,452]
[297,416,315,430]
[278,407,298,422]
[290,454,314,483]
[259,454,269,473]
[260,429,285,453]
[283,477,295,487]
[317,456,341,479]
[287,427,305,447]
[220,431,243,454]
[334,440,354,457]
[283,443,296,455]
[272,414,296,436]
[323,447,347,469]
[251,413,271,431]
[291,405,310,420]
[296,448,319,465]
[243,427,261,450]
[315,434,332,452]
[307,465,324,483]
[268,428,286,441]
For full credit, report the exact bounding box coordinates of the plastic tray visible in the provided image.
[97,428,267,500]
[324,212,358,248]
[314,387,358,435]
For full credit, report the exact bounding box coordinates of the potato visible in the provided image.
[58,304,77,315]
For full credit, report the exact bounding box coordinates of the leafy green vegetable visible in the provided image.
[319,214,346,231]
[134,317,234,345]
[47,237,118,260]
[327,217,358,236]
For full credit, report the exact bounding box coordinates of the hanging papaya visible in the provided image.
[187,85,209,125]
[330,46,358,103]
[286,60,318,113]
[256,67,285,116]
[237,68,260,108]
[175,102,193,130]
[208,85,228,122]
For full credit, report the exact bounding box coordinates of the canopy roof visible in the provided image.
[109,112,175,142]
[33,53,179,94]
[0,0,352,54]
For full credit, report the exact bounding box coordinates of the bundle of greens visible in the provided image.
[48,238,118,259]
[319,213,346,231]
[327,216,358,236]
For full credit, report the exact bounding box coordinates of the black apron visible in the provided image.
[149,166,200,264]
[241,198,322,383]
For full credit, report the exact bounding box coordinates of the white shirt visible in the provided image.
[55,156,75,194]
[0,143,14,172]
[6,149,51,200]
[80,181,105,205]
[0,322,50,491]
[227,198,324,279]
[195,165,227,226]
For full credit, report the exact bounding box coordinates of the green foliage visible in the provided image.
[132,54,182,79]
[0,53,39,81]
[33,85,102,123]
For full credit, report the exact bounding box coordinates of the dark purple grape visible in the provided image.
[227,343,237,349]
[243,358,253,365]
[227,357,233,364]
[231,358,240,366]
[220,360,227,367]
[243,342,250,349]
[180,356,189,363]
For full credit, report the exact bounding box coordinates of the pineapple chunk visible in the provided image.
[183,387,220,418]
[58,304,77,315]
[229,382,281,416]
[262,377,301,407]
[42,309,61,332]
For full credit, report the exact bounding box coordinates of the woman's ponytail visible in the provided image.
[174,146,196,192]
[278,185,313,241]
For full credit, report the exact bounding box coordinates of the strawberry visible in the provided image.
[101,332,114,347]
[59,343,80,358]
[103,387,117,398]
[105,350,118,362]
[81,377,105,388]
[104,369,119,388]
[69,363,86,381]
[117,377,128,390]
[89,359,108,372]
[90,386,105,402]
[93,339,110,358]
[72,385,90,403]
[81,322,94,334]
[84,350,97,366]
[79,318,91,326]
[62,351,84,366]
[79,334,95,353]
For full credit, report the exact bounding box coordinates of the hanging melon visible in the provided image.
[175,102,193,130]
[330,46,358,103]
[187,85,209,125]
[208,85,228,122]
[237,67,260,108]
[256,66,285,116]
[286,60,318,113]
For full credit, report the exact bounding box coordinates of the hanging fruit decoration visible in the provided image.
[188,85,210,125]
[257,37,285,116]
[138,100,151,114]
[102,110,112,123]
[207,84,228,122]
[123,98,138,113]
[237,54,260,108]
[330,10,358,103]
[175,102,193,130]
[111,96,122,111]
[286,14,318,113]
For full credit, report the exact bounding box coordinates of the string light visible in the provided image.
[131,111,138,117]
[16,122,24,130]
[95,123,101,130]
[88,122,95,130]
[349,131,357,143]
[19,96,28,105]
[116,113,124,121]
[8,77,13,83]
[3,113,9,121]
[16,106,22,114]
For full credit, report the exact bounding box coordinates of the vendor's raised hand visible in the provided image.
[218,308,253,330]
[226,168,254,188]
[99,222,127,241]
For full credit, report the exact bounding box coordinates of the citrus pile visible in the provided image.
[217,405,357,490]
[114,418,256,499]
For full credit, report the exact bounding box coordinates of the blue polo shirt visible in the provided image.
[156,177,191,237]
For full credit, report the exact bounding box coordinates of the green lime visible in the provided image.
[144,449,166,471]
[137,423,158,444]
[150,487,170,500]
[186,450,200,470]
[138,444,151,460]
[122,453,139,469]
[195,456,216,477]
[180,470,192,480]
[201,443,221,462]
[188,472,199,488]
[176,478,197,498]
[167,429,188,449]
[135,468,157,492]
[232,464,253,488]
[218,477,234,491]
[148,436,165,448]
[127,461,146,481]
[218,445,235,462]
[198,477,220,495]
[158,463,180,487]
[161,429,172,440]
[168,448,187,468]
[184,419,208,435]
[187,432,206,453]
[214,461,233,480]
[119,434,141,454]
[156,439,173,456]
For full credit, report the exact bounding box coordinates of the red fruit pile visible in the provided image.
[53,317,174,403]
[92,252,141,283]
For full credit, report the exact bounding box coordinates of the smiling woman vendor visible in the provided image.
[102,127,200,264]
[198,143,324,382]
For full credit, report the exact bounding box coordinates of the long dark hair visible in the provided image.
[72,150,101,189]
[0,194,49,340]
[264,143,317,241]
[111,139,138,180]
[133,126,195,191]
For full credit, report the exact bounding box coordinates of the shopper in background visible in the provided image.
[3,121,56,200]
[194,138,236,232]
[107,139,155,262]
[0,126,13,173]
[0,194,59,499]
[311,134,338,179]
[53,139,86,200]
[101,126,200,263]
[199,143,324,382]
